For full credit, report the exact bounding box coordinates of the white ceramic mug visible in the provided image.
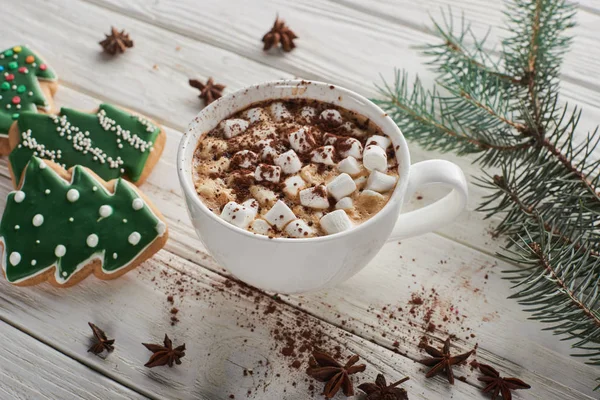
[178,80,468,294]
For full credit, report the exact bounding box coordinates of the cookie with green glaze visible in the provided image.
[0,45,58,155]
[8,103,166,188]
[0,156,168,287]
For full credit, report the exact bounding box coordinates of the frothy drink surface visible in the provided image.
[192,99,399,238]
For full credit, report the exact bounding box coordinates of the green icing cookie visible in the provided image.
[0,45,57,136]
[10,103,161,184]
[0,156,167,285]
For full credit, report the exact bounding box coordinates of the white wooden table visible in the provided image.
[1,1,599,399]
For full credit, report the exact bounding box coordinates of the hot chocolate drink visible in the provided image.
[192,99,399,238]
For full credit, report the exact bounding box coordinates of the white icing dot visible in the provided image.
[9,252,21,266]
[128,232,141,246]
[156,221,167,236]
[39,161,46,169]
[68,217,74,222]
[55,245,66,257]
[31,260,37,266]
[113,253,118,259]
[86,234,99,248]
[122,219,127,223]
[35,240,40,244]
[62,271,67,277]
[45,189,51,195]
[132,198,144,210]
[14,225,20,230]
[66,189,80,202]
[92,186,98,192]
[14,191,25,203]
[32,214,44,227]
[99,205,113,218]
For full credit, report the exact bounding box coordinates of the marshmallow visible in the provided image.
[320,210,353,235]
[255,164,281,183]
[245,107,268,124]
[232,150,258,169]
[264,200,296,230]
[326,173,357,200]
[269,102,292,121]
[220,201,256,229]
[366,135,391,149]
[299,185,330,209]
[275,150,303,174]
[311,146,336,165]
[319,109,343,127]
[283,175,307,197]
[250,185,278,206]
[220,119,249,139]
[363,145,388,171]
[242,198,259,216]
[365,171,397,193]
[250,219,271,235]
[360,189,385,201]
[335,197,353,210]
[289,127,316,154]
[255,139,278,161]
[323,133,338,146]
[338,156,362,176]
[354,176,368,190]
[299,106,317,123]
[337,137,363,159]
[285,219,316,238]
[341,121,367,137]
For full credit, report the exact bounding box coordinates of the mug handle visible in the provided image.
[388,160,468,240]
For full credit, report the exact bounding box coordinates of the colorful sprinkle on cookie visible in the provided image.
[0,45,57,139]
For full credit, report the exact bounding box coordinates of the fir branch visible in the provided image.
[376,0,600,386]
[502,228,600,354]
[374,71,532,167]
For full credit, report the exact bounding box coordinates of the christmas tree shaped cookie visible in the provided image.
[0,45,57,155]
[0,156,168,287]
[8,103,166,188]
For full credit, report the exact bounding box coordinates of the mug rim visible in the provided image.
[177,79,411,243]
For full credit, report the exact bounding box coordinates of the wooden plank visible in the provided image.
[0,0,597,398]
[329,0,600,95]
[0,320,145,399]
[83,0,600,110]
[7,85,593,399]
[0,248,495,400]
[0,0,294,134]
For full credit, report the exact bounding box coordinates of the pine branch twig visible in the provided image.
[376,0,600,388]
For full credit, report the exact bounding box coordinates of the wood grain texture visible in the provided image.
[6,0,599,260]
[0,85,592,399]
[83,0,600,112]
[0,0,598,398]
[0,320,145,400]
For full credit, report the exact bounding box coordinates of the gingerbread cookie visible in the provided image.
[0,45,57,155]
[0,156,168,287]
[8,103,166,188]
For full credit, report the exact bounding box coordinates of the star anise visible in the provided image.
[419,337,473,384]
[142,334,186,368]
[99,27,134,55]
[189,77,225,105]
[262,16,298,52]
[306,351,366,399]
[358,373,410,400]
[87,322,115,355]
[477,363,531,400]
